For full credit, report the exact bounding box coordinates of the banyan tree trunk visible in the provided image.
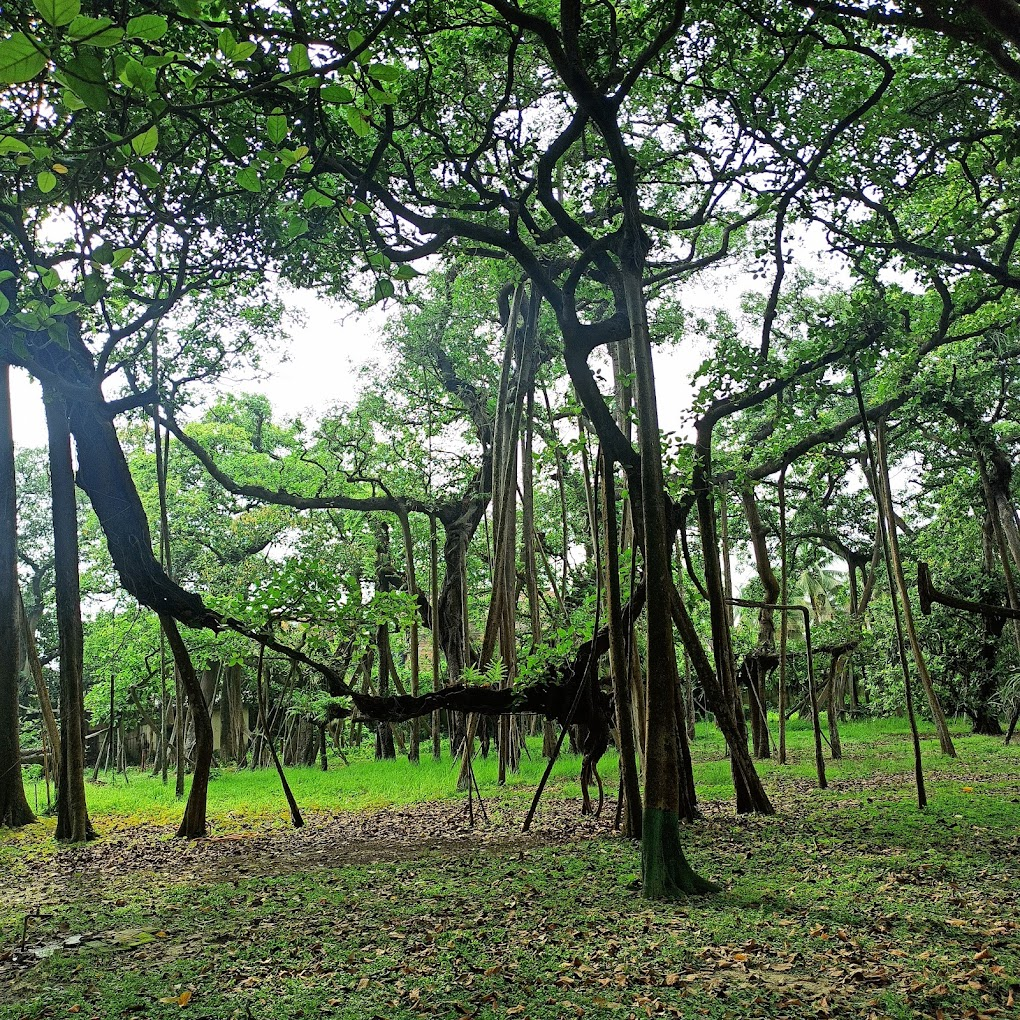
[600,447,642,839]
[46,387,93,842]
[161,616,214,838]
[220,664,248,766]
[0,364,34,829]
[692,422,771,814]
[741,484,780,760]
[875,422,956,758]
[620,262,715,898]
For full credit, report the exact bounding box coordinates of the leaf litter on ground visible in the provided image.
[0,737,1017,1019]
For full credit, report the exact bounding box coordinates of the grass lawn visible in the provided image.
[1,718,1018,1019]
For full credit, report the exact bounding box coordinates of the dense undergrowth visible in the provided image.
[1,718,1018,1019]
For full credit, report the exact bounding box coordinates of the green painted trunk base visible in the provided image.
[641,806,718,900]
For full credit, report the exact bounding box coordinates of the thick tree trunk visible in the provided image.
[0,363,34,828]
[523,389,542,651]
[777,466,789,764]
[45,388,94,842]
[692,422,770,813]
[395,509,420,765]
[375,623,396,760]
[186,664,219,765]
[481,283,534,783]
[161,616,213,838]
[600,446,642,839]
[430,515,443,760]
[741,485,779,759]
[668,588,774,814]
[621,267,714,898]
[825,655,844,760]
[220,663,247,766]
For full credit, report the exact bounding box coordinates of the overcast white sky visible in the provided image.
[9,288,712,452]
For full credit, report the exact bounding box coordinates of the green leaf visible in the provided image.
[266,111,287,145]
[369,87,395,105]
[60,89,86,110]
[91,242,113,265]
[111,248,134,268]
[0,34,47,84]
[66,16,122,46]
[48,296,80,316]
[82,273,106,305]
[345,107,371,138]
[0,136,31,154]
[321,84,353,104]
[130,125,158,157]
[348,29,365,50]
[217,28,237,58]
[393,265,419,280]
[55,52,109,111]
[302,188,334,209]
[126,15,168,41]
[373,278,394,301]
[236,167,261,193]
[285,216,308,238]
[33,0,80,27]
[288,43,310,73]
[225,134,248,159]
[120,57,156,92]
[231,42,256,61]
[0,293,9,316]
[36,170,57,193]
[131,161,162,187]
[368,64,400,82]
[47,320,70,348]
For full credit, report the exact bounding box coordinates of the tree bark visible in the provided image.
[19,587,60,781]
[393,508,421,764]
[430,514,442,760]
[0,363,34,828]
[621,266,714,898]
[45,387,93,842]
[220,663,247,765]
[600,446,642,839]
[740,484,779,759]
[777,466,789,764]
[161,616,214,838]
[853,372,926,807]
[874,421,956,758]
[692,420,768,813]
[375,622,396,760]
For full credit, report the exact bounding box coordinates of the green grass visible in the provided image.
[17,735,611,832]
[1,718,1018,1020]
